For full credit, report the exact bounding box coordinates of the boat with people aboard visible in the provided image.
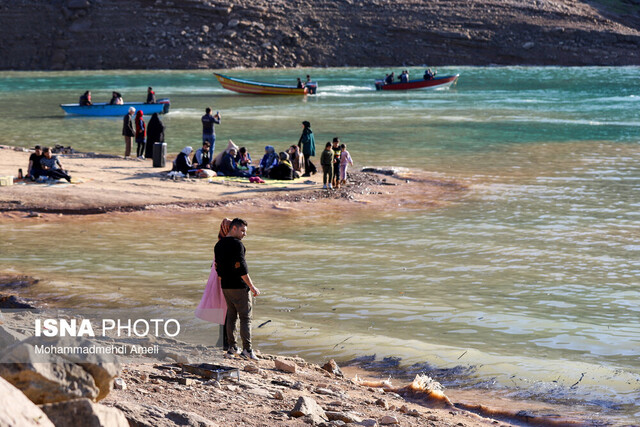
[214,73,318,95]
[375,74,459,91]
[60,99,171,116]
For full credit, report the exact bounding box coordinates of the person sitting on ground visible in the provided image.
[40,147,72,182]
[212,139,238,171]
[288,144,305,176]
[269,152,295,180]
[385,72,395,85]
[146,87,156,104]
[296,77,304,89]
[173,146,195,176]
[258,145,279,177]
[236,147,253,174]
[26,145,45,181]
[79,91,92,106]
[109,91,123,105]
[194,141,212,169]
[219,148,251,177]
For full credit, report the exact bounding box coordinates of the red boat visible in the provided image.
[375,74,459,91]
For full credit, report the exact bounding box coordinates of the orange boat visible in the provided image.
[214,73,317,95]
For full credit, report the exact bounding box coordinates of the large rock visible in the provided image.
[115,402,218,427]
[40,398,128,427]
[0,360,100,404]
[290,396,327,424]
[0,376,54,426]
[0,324,29,347]
[0,337,119,404]
[274,358,296,373]
[321,359,344,377]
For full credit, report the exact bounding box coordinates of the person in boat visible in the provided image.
[193,141,212,169]
[298,121,317,176]
[288,144,305,177]
[399,70,407,83]
[122,107,135,158]
[235,147,253,175]
[220,148,251,177]
[173,146,195,176]
[146,87,156,104]
[258,145,279,177]
[40,147,72,183]
[109,91,123,105]
[306,75,311,84]
[79,91,92,106]
[26,145,45,180]
[269,152,295,180]
[134,110,146,159]
[385,72,395,85]
[145,112,165,159]
[296,77,304,89]
[424,68,436,80]
[202,107,221,160]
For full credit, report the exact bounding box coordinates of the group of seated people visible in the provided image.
[79,87,156,106]
[172,140,306,181]
[383,69,437,84]
[26,145,72,183]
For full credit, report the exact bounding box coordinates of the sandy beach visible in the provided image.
[0,145,464,217]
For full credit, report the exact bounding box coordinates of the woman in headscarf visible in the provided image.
[258,145,279,177]
[145,113,165,159]
[135,110,146,159]
[195,218,231,327]
[288,144,305,176]
[298,121,316,176]
[269,152,295,180]
[173,146,194,175]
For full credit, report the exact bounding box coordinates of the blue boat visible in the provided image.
[60,98,171,116]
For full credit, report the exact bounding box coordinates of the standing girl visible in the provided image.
[339,143,354,187]
[135,110,146,159]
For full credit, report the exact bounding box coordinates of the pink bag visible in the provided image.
[194,258,227,324]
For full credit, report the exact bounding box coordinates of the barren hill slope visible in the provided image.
[1,0,639,70]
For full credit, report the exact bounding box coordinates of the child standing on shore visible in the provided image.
[339,143,353,187]
[320,142,334,190]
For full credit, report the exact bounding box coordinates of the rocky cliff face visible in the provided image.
[1,0,639,70]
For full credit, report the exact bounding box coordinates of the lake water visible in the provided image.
[1,67,639,424]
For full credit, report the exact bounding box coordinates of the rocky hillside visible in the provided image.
[1,0,640,70]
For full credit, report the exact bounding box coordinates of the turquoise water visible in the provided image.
[1,67,639,423]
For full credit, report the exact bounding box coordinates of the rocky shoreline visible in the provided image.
[0,273,502,427]
[2,0,640,70]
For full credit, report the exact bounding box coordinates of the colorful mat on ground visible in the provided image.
[208,175,307,187]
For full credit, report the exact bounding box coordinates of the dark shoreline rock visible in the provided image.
[1,0,639,70]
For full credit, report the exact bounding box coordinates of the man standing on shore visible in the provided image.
[122,107,135,158]
[214,218,260,360]
[201,107,221,161]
